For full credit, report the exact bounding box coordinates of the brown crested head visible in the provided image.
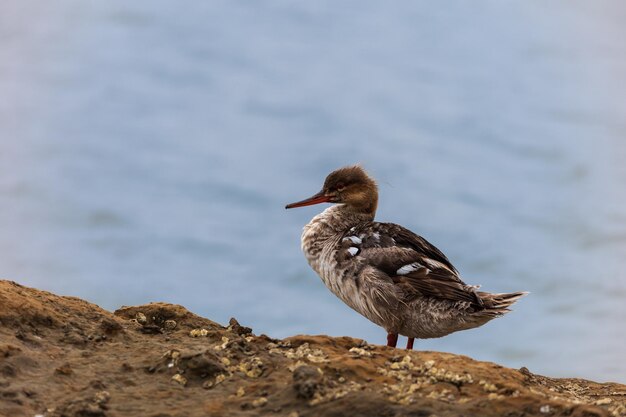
[285,165,378,216]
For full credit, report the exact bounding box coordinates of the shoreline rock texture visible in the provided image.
[0,280,624,417]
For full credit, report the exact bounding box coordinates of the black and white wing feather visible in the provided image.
[339,222,484,308]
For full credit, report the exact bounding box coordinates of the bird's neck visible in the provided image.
[310,205,373,233]
[345,187,378,217]
[301,205,372,253]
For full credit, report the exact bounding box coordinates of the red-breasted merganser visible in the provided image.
[285,165,527,349]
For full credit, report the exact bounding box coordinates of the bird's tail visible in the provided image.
[477,291,529,315]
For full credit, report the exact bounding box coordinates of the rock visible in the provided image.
[138,324,163,334]
[135,312,147,325]
[189,328,209,338]
[228,318,252,335]
[54,363,73,376]
[171,373,187,386]
[178,350,225,381]
[163,320,177,331]
[293,365,323,399]
[0,280,624,417]
[251,397,268,408]
[99,318,124,336]
[49,390,110,417]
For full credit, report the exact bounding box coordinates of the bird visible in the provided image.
[285,165,527,350]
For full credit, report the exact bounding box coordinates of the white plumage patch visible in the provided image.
[344,236,362,245]
[347,247,359,256]
[396,262,424,275]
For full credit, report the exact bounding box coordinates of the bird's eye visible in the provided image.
[335,183,346,192]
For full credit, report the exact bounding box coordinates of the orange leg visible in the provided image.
[387,333,398,347]
[406,337,414,350]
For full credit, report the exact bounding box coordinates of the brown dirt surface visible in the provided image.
[0,280,624,417]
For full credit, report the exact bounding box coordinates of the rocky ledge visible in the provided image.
[0,280,624,417]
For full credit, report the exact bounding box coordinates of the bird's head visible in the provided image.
[285,165,378,216]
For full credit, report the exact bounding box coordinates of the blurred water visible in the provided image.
[1,1,625,382]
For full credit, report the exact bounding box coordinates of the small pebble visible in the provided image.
[349,347,372,357]
[135,312,147,325]
[203,373,226,389]
[252,397,268,408]
[189,328,209,337]
[163,320,177,330]
[171,374,187,386]
[94,391,110,404]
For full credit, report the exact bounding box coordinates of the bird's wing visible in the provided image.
[341,222,483,307]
